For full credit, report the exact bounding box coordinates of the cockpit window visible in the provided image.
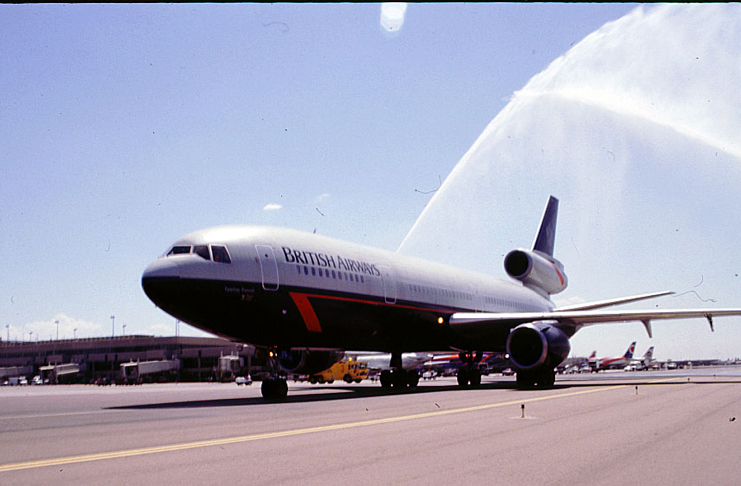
[211,245,231,264]
[194,245,211,261]
[167,245,191,256]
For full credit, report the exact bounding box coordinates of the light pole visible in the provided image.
[5,324,8,342]
[55,319,59,340]
[73,328,77,340]
[122,324,126,336]
[110,315,115,338]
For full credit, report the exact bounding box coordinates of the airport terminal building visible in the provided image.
[0,336,264,384]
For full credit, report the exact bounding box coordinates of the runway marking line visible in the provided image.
[0,378,681,473]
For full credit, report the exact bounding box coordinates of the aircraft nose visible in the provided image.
[141,258,180,305]
[142,258,180,279]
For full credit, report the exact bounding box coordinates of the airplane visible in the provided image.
[422,352,498,372]
[630,346,655,371]
[587,342,636,371]
[141,196,741,399]
[587,343,658,372]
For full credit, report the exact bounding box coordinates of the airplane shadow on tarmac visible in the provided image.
[106,382,508,409]
[104,377,741,410]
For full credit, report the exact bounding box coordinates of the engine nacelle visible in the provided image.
[506,322,571,370]
[277,349,343,375]
[504,249,568,295]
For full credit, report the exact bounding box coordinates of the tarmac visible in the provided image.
[1,367,740,485]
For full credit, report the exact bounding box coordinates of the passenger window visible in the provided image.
[194,245,211,261]
[211,245,231,264]
[167,246,191,256]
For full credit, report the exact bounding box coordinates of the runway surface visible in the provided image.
[1,367,740,485]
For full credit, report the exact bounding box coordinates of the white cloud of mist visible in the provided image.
[399,4,741,359]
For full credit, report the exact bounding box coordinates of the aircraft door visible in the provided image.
[255,245,279,291]
[379,265,397,304]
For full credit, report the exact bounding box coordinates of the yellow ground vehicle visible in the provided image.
[308,361,368,384]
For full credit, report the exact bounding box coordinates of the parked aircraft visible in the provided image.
[631,346,656,370]
[142,196,741,399]
[587,342,636,371]
[588,343,657,372]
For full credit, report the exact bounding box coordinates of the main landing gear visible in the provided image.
[379,352,420,390]
[456,352,482,388]
[515,367,556,389]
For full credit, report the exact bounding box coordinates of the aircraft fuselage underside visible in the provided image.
[143,276,508,353]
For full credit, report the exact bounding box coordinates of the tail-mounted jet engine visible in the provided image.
[277,349,344,375]
[506,322,570,388]
[504,249,568,295]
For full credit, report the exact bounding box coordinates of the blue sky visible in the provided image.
[2,4,738,360]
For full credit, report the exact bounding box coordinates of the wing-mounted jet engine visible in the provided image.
[506,321,571,388]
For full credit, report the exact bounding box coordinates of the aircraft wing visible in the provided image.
[553,291,674,311]
[449,308,741,338]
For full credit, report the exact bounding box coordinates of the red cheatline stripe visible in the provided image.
[289,292,323,333]
[288,291,455,333]
[549,261,565,286]
[292,291,451,314]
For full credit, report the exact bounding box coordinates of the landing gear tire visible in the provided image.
[380,370,392,389]
[261,378,288,400]
[457,366,481,387]
[407,370,420,388]
[457,367,469,387]
[391,369,408,388]
[516,371,535,390]
[468,368,481,388]
[516,367,555,389]
[536,367,556,389]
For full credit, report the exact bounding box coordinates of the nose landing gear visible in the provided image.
[261,377,288,400]
[261,348,289,400]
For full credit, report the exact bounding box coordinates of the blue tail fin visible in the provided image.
[532,196,559,257]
